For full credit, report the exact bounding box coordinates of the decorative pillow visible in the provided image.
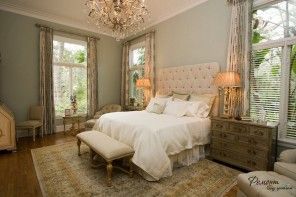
[185,101,210,118]
[172,91,190,101]
[146,97,172,113]
[189,94,216,117]
[163,100,188,117]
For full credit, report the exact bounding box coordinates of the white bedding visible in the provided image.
[93,111,211,180]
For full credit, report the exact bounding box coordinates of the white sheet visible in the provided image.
[93,111,211,180]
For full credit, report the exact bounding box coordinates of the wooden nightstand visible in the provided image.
[124,105,144,111]
[210,117,278,171]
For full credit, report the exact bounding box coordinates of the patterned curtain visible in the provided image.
[87,37,98,118]
[39,27,55,135]
[121,42,130,106]
[144,32,156,101]
[226,0,252,117]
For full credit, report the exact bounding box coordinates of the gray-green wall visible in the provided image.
[129,0,231,69]
[0,10,122,122]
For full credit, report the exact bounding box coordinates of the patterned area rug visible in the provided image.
[31,141,239,197]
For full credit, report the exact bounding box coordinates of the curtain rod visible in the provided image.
[124,30,156,44]
[35,24,100,40]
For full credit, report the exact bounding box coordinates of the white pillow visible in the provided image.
[146,97,172,113]
[163,100,188,117]
[189,94,216,108]
[185,101,210,118]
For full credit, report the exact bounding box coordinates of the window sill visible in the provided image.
[278,138,296,148]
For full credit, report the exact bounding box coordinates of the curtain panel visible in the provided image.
[121,42,130,106]
[144,32,156,101]
[39,27,55,135]
[87,37,98,118]
[226,0,253,117]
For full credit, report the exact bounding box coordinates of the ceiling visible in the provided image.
[0,0,208,38]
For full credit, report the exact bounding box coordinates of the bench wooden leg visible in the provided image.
[32,128,36,142]
[77,139,81,156]
[129,157,133,178]
[107,161,113,187]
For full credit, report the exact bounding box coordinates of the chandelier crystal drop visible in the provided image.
[86,0,150,40]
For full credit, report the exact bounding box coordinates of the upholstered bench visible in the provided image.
[237,171,296,197]
[76,131,134,186]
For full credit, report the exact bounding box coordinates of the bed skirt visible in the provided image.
[135,145,208,181]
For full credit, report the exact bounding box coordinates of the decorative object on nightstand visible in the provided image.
[136,78,151,107]
[0,102,16,151]
[16,105,44,142]
[63,114,83,135]
[210,117,278,171]
[214,71,241,119]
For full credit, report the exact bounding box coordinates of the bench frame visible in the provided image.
[77,138,134,186]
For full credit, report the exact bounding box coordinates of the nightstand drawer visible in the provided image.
[249,158,268,170]
[211,138,222,149]
[212,130,221,138]
[247,148,268,158]
[250,126,269,139]
[220,132,237,141]
[212,120,228,131]
[229,123,249,134]
[248,137,269,148]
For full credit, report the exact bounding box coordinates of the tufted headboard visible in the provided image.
[155,62,220,116]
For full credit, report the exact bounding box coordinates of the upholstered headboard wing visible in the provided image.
[155,62,220,116]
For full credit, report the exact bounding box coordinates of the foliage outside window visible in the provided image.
[129,44,145,105]
[53,35,87,117]
[251,0,296,139]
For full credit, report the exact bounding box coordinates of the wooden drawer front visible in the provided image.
[0,115,11,147]
[221,141,250,155]
[212,130,221,138]
[247,148,268,159]
[229,123,249,134]
[221,132,237,142]
[248,137,269,148]
[249,158,268,170]
[250,126,269,139]
[212,121,228,131]
[211,138,222,149]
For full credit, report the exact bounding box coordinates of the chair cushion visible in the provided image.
[16,120,42,128]
[77,131,134,161]
[237,171,296,197]
[85,119,97,128]
[275,162,296,181]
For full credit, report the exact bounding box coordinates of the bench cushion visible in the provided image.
[275,162,296,181]
[77,131,134,161]
[238,171,296,197]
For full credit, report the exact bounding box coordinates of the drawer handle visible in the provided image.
[255,130,264,136]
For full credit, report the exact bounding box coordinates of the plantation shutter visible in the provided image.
[287,45,296,138]
[250,47,282,122]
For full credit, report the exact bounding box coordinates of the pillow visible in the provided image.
[146,97,172,113]
[185,101,210,118]
[163,100,188,117]
[189,94,216,107]
[172,91,190,101]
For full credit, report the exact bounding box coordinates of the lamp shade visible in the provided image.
[214,71,241,87]
[136,78,151,89]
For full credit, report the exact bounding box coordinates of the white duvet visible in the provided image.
[93,111,211,180]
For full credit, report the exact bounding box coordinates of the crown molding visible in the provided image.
[0,0,208,39]
[0,1,111,37]
[147,0,208,28]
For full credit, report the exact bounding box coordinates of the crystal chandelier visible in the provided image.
[86,0,149,40]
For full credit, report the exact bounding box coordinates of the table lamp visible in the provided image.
[136,78,151,107]
[214,71,241,118]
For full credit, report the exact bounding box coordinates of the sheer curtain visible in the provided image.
[121,42,130,106]
[226,0,253,117]
[39,26,55,135]
[87,37,98,118]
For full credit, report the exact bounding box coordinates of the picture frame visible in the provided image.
[65,109,71,116]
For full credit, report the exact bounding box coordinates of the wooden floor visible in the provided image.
[0,133,75,197]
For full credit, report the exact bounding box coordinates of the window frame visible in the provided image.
[251,0,296,142]
[52,35,88,118]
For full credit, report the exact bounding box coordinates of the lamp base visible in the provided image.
[220,114,231,119]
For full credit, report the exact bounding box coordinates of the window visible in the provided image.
[128,42,145,104]
[251,0,296,139]
[53,35,87,117]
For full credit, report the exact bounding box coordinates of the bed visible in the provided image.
[93,62,220,181]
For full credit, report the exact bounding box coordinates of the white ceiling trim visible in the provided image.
[0,0,208,39]
[148,0,208,27]
[0,1,111,37]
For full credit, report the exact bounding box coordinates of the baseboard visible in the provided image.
[16,123,85,138]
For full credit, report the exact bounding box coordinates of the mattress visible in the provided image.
[93,111,211,180]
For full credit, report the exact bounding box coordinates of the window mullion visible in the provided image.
[70,67,73,97]
[279,44,291,138]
